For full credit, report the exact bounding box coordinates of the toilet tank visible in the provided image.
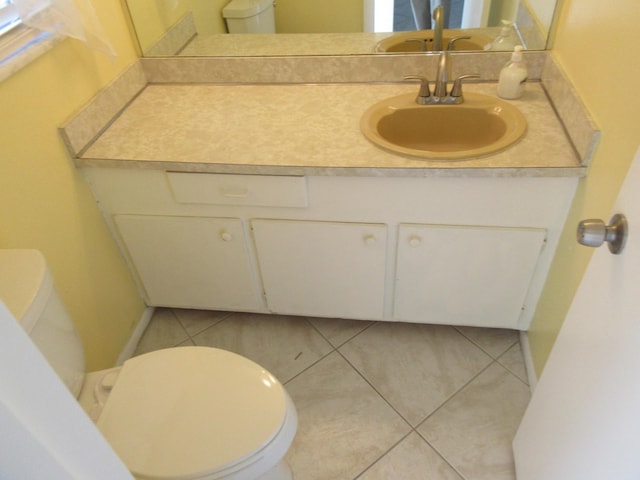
[223,0,276,33]
[0,250,86,397]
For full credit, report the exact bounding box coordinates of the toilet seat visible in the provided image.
[97,346,290,480]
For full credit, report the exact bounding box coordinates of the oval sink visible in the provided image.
[360,93,527,160]
[374,30,491,53]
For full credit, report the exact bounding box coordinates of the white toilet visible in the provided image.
[223,0,276,34]
[0,249,297,480]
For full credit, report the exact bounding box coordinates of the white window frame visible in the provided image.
[0,0,57,82]
[0,0,20,36]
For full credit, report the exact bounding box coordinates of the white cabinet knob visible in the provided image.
[409,235,422,247]
[220,231,233,242]
[364,234,377,245]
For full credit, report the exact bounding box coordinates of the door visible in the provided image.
[251,219,387,320]
[0,302,133,479]
[394,224,546,328]
[114,215,263,311]
[513,146,640,479]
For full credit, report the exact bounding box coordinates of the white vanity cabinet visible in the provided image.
[113,215,263,311]
[394,224,547,328]
[251,220,387,319]
[82,168,578,330]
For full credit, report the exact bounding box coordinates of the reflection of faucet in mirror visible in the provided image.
[432,5,443,51]
[403,4,471,52]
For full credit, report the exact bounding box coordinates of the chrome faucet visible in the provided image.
[404,51,480,104]
[432,5,444,51]
[434,50,450,98]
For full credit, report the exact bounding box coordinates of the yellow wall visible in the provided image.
[0,0,146,370]
[276,0,363,33]
[528,0,640,375]
[192,0,228,35]
[126,0,196,51]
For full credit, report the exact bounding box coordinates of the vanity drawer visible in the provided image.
[166,172,308,207]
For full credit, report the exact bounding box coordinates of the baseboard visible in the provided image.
[519,331,538,393]
[115,306,155,366]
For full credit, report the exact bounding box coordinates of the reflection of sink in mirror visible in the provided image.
[374,30,492,52]
[360,93,527,160]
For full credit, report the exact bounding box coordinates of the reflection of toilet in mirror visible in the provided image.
[223,0,276,33]
[0,249,297,480]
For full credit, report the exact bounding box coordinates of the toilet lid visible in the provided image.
[97,346,287,480]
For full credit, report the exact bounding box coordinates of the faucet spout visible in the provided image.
[432,5,444,51]
[434,51,449,98]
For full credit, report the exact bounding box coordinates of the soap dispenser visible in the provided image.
[484,21,516,51]
[497,46,528,99]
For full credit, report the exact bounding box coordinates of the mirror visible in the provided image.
[125,0,558,57]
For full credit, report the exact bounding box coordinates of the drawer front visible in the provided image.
[166,172,308,207]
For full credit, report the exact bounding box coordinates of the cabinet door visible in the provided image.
[394,224,546,328]
[252,220,387,320]
[114,215,263,311]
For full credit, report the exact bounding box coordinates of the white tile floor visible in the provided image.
[134,309,531,480]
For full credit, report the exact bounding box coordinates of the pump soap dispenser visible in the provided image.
[484,21,517,51]
[497,46,528,99]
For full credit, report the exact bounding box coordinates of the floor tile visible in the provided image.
[176,338,195,347]
[339,322,493,425]
[307,316,373,347]
[498,342,529,384]
[191,312,334,383]
[418,363,531,480]
[134,310,531,479]
[358,432,463,480]
[171,308,231,336]
[285,352,411,480]
[455,327,519,359]
[133,309,189,356]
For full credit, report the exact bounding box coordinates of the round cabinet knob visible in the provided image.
[220,231,233,242]
[577,214,627,254]
[408,235,422,247]
[364,234,377,245]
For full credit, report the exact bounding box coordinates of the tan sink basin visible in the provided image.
[374,30,491,52]
[360,93,527,160]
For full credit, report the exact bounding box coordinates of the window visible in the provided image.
[0,1,20,37]
[0,0,114,81]
[0,0,56,82]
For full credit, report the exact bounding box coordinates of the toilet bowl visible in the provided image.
[0,250,297,480]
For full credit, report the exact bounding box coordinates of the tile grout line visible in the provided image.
[178,309,236,342]
[414,428,469,480]
[495,348,531,388]
[411,359,503,480]
[415,359,497,429]
[351,430,414,480]
[282,317,375,386]
[453,325,519,360]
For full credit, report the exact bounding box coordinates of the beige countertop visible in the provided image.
[78,82,584,177]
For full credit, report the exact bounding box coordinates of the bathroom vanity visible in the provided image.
[69,74,589,331]
[84,168,575,330]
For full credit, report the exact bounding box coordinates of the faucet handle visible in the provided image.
[403,75,431,104]
[447,36,471,51]
[450,74,480,101]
